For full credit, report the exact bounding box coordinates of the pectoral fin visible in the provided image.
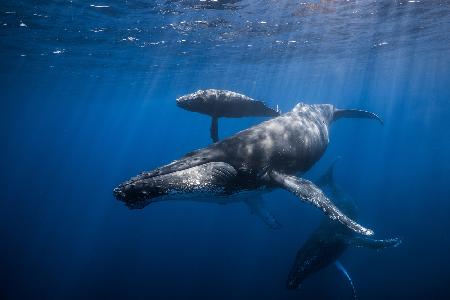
[269,171,374,236]
[335,261,357,300]
[347,236,402,250]
[244,196,282,229]
[210,116,219,143]
[333,108,383,125]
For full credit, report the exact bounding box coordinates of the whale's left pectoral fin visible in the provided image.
[347,236,402,250]
[269,171,374,236]
[244,196,282,229]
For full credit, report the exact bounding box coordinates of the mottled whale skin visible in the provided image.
[113,102,382,235]
[176,89,280,142]
[287,160,401,297]
[176,89,279,118]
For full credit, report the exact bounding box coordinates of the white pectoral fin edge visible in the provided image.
[348,237,402,250]
[335,261,358,300]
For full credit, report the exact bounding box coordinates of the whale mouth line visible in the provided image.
[113,178,229,209]
[113,185,162,209]
[124,198,153,209]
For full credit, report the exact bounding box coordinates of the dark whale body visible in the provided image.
[176,89,279,142]
[113,102,382,235]
[287,160,401,298]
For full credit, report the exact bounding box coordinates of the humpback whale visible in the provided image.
[113,101,382,236]
[176,89,280,142]
[286,160,401,298]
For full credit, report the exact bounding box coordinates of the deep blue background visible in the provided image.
[1,1,450,299]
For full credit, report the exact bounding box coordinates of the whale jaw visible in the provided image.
[113,180,163,209]
[113,162,239,209]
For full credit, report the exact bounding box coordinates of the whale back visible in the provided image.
[292,103,335,124]
[149,104,333,178]
[293,103,383,125]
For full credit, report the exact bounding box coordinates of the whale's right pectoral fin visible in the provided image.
[269,171,374,236]
[244,196,282,229]
[335,261,357,300]
[347,236,402,250]
[210,116,219,143]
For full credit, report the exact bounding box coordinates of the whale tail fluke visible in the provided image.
[333,109,383,125]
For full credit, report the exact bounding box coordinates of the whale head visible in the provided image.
[176,90,214,116]
[113,173,164,209]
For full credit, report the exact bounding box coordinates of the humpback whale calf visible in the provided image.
[113,100,382,236]
[287,160,401,298]
[176,89,280,142]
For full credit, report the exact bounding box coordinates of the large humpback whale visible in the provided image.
[287,160,401,298]
[176,89,280,142]
[113,101,382,236]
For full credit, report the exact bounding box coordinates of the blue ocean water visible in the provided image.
[1,1,449,299]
